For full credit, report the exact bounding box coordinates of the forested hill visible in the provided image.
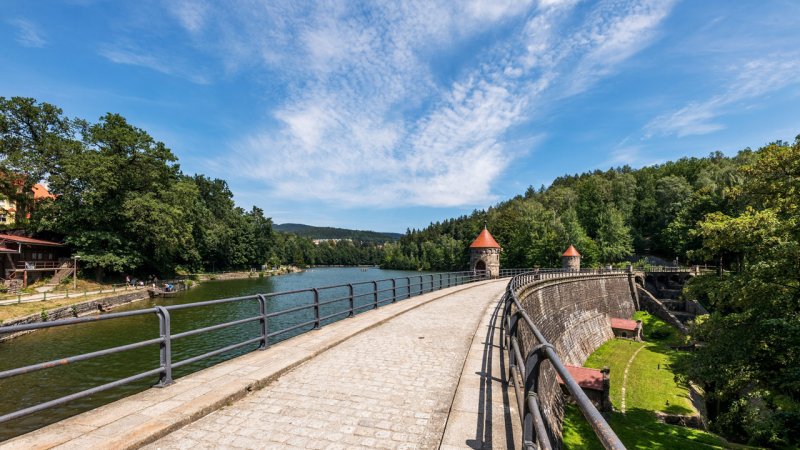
[274,223,401,242]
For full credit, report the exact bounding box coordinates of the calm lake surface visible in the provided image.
[0,267,436,441]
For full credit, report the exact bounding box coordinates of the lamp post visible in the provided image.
[73,255,81,289]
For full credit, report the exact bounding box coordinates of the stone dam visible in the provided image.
[513,273,639,445]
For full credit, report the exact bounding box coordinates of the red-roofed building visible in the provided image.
[610,317,643,341]
[469,226,502,278]
[557,365,611,411]
[0,182,55,226]
[0,233,71,289]
[561,245,581,270]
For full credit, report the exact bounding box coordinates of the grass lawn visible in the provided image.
[634,310,687,346]
[563,405,741,449]
[564,312,759,449]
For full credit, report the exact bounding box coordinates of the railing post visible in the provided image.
[155,306,173,387]
[257,294,268,350]
[406,277,411,298]
[348,284,355,317]
[313,289,320,329]
[391,279,397,303]
[439,273,443,290]
[372,281,378,309]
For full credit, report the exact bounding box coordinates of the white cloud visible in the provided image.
[184,1,675,207]
[168,0,209,33]
[99,45,210,84]
[9,19,46,48]
[466,0,535,22]
[645,55,800,137]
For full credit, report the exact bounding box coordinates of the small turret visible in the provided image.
[469,226,502,277]
[562,245,581,271]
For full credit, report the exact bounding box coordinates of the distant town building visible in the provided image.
[469,226,501,278]
[561,244,581,271]
[311,238,353,245]
[0,180,55,226]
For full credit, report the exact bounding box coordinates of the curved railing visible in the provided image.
[502,269,627,450]
[0,270,488,427]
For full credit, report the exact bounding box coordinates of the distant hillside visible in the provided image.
[274,223,402,242]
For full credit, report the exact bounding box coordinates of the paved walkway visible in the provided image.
[440,294,520,449]
[145,281,507,450]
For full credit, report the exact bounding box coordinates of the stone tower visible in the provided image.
[469,226,502,278]
[562,245,581,271]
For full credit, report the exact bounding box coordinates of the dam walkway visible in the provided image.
[4,280,520,450]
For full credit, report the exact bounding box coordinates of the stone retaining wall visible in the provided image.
[514,274,637,447]
[0,290,149,342]
[636,286,688,334]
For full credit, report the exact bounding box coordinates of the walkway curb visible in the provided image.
[1,279,506,450]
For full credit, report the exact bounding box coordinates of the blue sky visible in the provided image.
[2,1,800,232]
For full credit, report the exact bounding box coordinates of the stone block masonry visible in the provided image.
[514,274,637,446]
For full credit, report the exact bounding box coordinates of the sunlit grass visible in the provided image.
[563,313,760,449]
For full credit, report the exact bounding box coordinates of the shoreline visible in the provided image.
[0,266,304,341]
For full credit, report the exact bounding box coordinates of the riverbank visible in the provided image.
[192,265,303,281]
[0,289,149,341]
[0,266,305,336]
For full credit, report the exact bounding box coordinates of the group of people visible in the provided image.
[124,275,146,287]
[124,274,172,292]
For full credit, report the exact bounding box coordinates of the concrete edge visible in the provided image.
[1,279,504,450]
[436,291,504,445]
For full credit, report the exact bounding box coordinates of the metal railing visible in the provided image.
[14,260,72,270]
[502,269,627,450]
[0,270,488,426]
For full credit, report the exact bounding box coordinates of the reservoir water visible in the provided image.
[0,267,430,441]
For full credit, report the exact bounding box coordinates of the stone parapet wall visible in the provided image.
[513,274,637,447]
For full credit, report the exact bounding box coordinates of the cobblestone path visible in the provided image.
[147,280,507,450]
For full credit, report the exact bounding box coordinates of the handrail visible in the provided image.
[502,268,627,450]
[0,270,491,427]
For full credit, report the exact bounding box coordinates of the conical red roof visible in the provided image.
[470,228,501,249]
[562,245,580,257]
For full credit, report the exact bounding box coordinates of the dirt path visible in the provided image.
[620,343,646,413]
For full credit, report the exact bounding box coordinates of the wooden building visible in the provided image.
[0,234,71,290]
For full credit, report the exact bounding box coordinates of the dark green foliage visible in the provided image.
[673,137,800,447]
[273,223,401,242]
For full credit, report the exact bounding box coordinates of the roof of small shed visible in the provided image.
[610,318,639,331]
[557,365,605,391]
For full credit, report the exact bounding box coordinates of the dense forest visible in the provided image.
[0,97,383,275]
[382,149,747,271]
